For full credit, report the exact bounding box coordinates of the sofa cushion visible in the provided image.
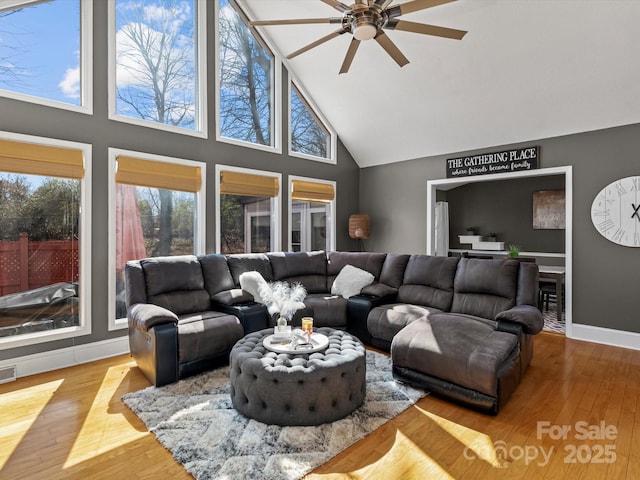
[147,289,211,316]
[268,251,328,294]
[391,313,519,397]
[367,303,442,343]
[227,253,274,285]
[331,265,375,298]
[177,311,244,364]
[397,255,459,310]
[141,255,204,297]
[303,294,348,327]
[378,254,411,288]
[239,271,269,303]
[199,254,236,296]
[451,258,519,319]
[326,252,386,289]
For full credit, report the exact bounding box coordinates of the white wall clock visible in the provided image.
[591,176,640,247]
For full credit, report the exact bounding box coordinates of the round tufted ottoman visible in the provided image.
[229,327,366,426]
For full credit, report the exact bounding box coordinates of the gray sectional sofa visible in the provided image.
[125,250,542,414]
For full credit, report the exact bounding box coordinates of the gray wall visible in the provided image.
[0,0,360,360]
[360,123,640,333]
[446,175,565,252]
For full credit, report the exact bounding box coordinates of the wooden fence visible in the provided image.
[0,233,79,297]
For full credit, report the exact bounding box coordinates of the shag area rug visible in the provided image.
[122,350,426,480]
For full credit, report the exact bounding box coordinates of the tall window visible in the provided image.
[0,0,92,112]
[216,166,280,254]
[216,0,279,151]
[0,134,91,347]
[290,82,335,163]
[289,177,335,252]
[111,0,205,134]
[109,149,205,326]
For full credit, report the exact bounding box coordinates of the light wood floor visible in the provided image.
[1,332,639,479]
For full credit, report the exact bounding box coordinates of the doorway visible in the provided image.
[426,166,573,337]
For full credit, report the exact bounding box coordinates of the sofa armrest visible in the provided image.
[347,293,397,343]
[360,283,398,297]
[495,305,543,335]
[211,288,254,306]
[128,303,178,333]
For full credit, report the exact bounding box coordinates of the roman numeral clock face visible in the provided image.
[591,176,640,247]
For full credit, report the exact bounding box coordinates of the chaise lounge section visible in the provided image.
[389,258,542,414]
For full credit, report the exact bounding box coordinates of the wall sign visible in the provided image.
[446,146,539,178]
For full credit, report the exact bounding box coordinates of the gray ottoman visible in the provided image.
[229,327,366,426]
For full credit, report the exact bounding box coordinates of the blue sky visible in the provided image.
[0,0,80,104]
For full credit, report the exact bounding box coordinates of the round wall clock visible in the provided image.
[590,176,640,247]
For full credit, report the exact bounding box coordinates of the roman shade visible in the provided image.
[116,156,202,193]
[219,171,279,197]
[291,180,334,203]
[0,138,84,179]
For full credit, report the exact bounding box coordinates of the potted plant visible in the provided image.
[507,244,520,258]
[465,226,476,235]
[485,232,497,242]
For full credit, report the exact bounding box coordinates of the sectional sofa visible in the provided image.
[125,250,542,414]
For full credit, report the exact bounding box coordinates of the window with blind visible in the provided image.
[0,135,90,345]
[289,177,336,252]
[217,166,281,254]
[110,150,205,324]
[0,0,91,112]
[290,82,335,162]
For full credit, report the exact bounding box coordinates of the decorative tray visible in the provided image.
[263,331,329,354]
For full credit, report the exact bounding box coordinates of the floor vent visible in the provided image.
[0,365,17,384]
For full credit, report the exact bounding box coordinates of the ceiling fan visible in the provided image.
[249,0,467,74]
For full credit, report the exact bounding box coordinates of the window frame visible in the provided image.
[288,175,336,252]
[288,76,337,164]
[107,0,208,138]
[0,131,92,350]
[0,0,93,114]
[215,164,281,254]
[107,147,206,330]
[214,0,282,154]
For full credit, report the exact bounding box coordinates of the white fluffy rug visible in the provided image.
[122,350,426,480]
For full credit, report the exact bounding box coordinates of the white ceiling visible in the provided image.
[240,0,640,168]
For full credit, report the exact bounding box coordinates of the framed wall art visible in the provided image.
[533,190,565,229]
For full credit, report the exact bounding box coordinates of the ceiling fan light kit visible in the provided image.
[249,0,467,74]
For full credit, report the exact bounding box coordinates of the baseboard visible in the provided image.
[0,336,130,380]
[569,323,640,351]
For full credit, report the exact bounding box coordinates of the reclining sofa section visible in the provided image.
[125,251,542,414]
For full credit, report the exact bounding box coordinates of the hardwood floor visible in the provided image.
[1,332,639,479]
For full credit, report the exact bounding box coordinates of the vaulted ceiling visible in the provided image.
[239,0,640,168]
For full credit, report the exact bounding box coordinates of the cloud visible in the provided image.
[58,65,80,99]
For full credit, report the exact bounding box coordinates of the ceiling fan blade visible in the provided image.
[374,0,394,8]
[320,0,350,13]
[339,38,361,74]
[287,28,347,60]
[388,19,467,40]
[251,18,342,27]
[374,31,409,67]
[389,0,456,17]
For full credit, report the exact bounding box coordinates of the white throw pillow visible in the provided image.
[331,264,375,299]
[239,271,268,304]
